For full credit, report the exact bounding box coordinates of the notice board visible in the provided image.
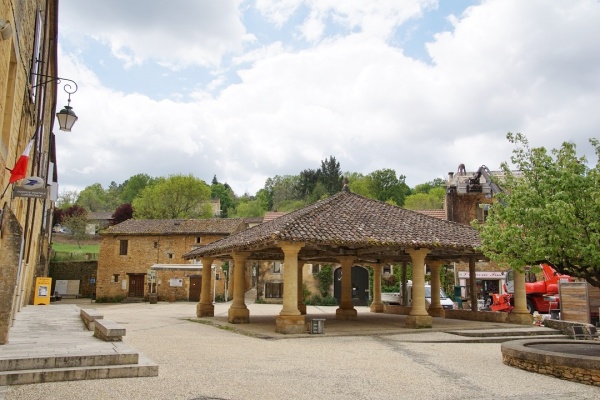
[559,282,589,323]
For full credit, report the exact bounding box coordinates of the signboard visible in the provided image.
[147,269,156,283]
[13,186,48,199]
[169,278,183,287]
[458,271,506,279]
[559,282,590,323]
[34,277,52,305]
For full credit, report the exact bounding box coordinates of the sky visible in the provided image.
[55,0,600,196]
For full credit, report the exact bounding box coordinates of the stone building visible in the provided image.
[96,218,246,302]
[445,165,516,305]
[1,0,64,344]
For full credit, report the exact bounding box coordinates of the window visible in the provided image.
[167,253,174,259]
[265,282,283,298]
[476,203,489,222]
[311,264,320,274]
[383,266,391,275]
[195,237,202,244]
[119,240,128,255]
[153,241,158,248]
[272,262,281,273]
[112,274,119,283]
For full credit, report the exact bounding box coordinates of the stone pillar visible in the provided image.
[276,242,305,334]
[401,261,408,306]
[228,252,250,324]
[297,261,307,315]
[370,264,384,313]
[336,257,357,320]
[406,248,432,328]
[469,256,477,311]
[428,261,444,318]
[507,269,533,325]
[196,257,215,317]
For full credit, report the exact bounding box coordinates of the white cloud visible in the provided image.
[59,0,248,69]
[56,0,600,196]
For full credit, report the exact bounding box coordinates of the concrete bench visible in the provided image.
[80,308,104,331]
[93,319,126,342]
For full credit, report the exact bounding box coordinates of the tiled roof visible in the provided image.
[184,190,482,262]
[415,209,447,220]
[263,212,287,223]
[101,218,245,236]
[89,212,114,221]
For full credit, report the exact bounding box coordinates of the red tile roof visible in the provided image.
[101,218,245,236]
[184,190,482,263]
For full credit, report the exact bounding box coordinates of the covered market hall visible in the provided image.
[183,186,532,334]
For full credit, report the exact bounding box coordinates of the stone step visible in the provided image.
[447,327,560,337]
[415,334,570,344]
[0,354,158,386]
[0,351,138,372]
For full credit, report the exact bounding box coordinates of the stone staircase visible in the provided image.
[0,351,158,385]
[0,305,158,386]
[443,326,569,343]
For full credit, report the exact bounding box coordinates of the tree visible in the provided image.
[61,206,88,248]
[211,181,235,217]
[112,203,134,225]
[367,168,410,206]
[475,133,600,288]
[120,173,155,204]
[318,156,343,195]
[77,183,108,212]
[132,174,213,219]
[56,190,78,209]
[404,187,445,210]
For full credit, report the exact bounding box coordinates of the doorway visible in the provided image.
[128,274,145,297]
[189,276,202,302]
[333,266,369,306]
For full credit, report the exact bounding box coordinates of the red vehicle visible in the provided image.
[505,263,574,313]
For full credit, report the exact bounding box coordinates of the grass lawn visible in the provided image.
[52,242,100,254]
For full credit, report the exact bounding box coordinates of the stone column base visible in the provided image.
[276,315,306,334]
[335,307,357,320]
[406,314,433,328]
[370,303,384,313]
[298,303,307,315]
[196,303,214,317]
[507,312,533,325]
[228,307,250,324]
[428,307,445,318]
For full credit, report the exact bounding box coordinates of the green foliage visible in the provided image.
[95,295,125,303]
[315,264,334,297]
[319,156,343,195]
[404,187,445,210]
[132,174,213,219]
[211,179,236,217]
[121,173,155,204]
[231,198,264,217]
[476,133,600,287]
[305,294,338,306]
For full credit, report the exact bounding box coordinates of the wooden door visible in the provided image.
[128,274,145,297]
[189,276,202,302]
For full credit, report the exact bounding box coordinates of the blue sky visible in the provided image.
[55,0,600,196]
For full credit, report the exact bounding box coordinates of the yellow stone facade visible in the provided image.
[1,0,60,343]
[97,232,229,301]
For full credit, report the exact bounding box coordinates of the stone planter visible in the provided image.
[149,293,158,304]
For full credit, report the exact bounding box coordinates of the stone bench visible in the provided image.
[93,319,126,342]
[80,308,104,331]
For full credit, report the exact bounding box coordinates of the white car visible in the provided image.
[381,284,454,310]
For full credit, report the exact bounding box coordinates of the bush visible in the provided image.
[94,295,125,303]
[305,294,338,306]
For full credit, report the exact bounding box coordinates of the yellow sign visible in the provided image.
[34,277,52,305]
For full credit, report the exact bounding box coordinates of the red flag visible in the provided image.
[9,140,33,183]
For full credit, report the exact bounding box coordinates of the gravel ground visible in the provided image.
[2,301,599,400]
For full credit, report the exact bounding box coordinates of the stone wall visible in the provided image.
[501,340,600,387]
[49,261,98,298]
[445,309,509,323]
[0,207,23,344]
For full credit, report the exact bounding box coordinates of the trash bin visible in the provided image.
[310,319,325,334]
[550,309,560,320]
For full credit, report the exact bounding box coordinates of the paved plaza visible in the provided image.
[1,299,599,400]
